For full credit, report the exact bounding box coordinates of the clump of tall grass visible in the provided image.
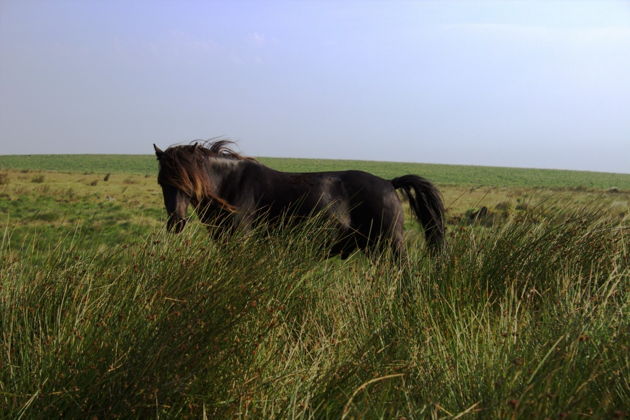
[0,203,627,418]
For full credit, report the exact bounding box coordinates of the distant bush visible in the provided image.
[0,173,8,185]
[31,211,59,222]
[515,202,529,211]
[570,185,589,192]
[461,206,510,227]
[494,200,512,211]
[66,187,77,200]
[31,175,45,183]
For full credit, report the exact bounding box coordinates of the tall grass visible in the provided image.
[0,204,628,418]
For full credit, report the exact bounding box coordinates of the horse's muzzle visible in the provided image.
[167,215,187,233]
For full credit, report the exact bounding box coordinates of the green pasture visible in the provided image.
[1,154,629,189]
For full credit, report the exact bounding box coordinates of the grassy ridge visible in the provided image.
[1,154,629,189]
[261,157,630,189]
[0,154,159,176]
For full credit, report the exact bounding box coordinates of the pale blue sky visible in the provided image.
[1,0,629,173]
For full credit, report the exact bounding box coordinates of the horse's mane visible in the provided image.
[157,139,251,211]
[203,139,252,161]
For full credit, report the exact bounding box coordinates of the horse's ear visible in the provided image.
[153,144,164,160]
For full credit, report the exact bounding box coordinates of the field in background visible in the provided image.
[1,154,628,252]
[2,167,628,254]
[1,153,629,189]
[0,155,628,418]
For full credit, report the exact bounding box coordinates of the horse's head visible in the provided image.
[161,184,190,233]
[154,144,193,233]
[154,142,241,233]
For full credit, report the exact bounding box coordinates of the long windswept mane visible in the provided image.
[157,140,251,211]
[204,139,252,160]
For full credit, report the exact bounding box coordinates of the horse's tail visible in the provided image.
[391,175,445,251]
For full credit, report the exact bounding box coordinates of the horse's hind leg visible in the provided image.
[329,235,357,259]
[391,235,407,262]
[368,215,406,261]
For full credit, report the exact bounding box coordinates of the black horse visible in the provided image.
[154,140,445,258]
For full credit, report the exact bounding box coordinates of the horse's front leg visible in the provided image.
[231,200,257,236]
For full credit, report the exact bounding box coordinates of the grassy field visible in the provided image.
[0,156,628,418]
[1,153,629,189]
